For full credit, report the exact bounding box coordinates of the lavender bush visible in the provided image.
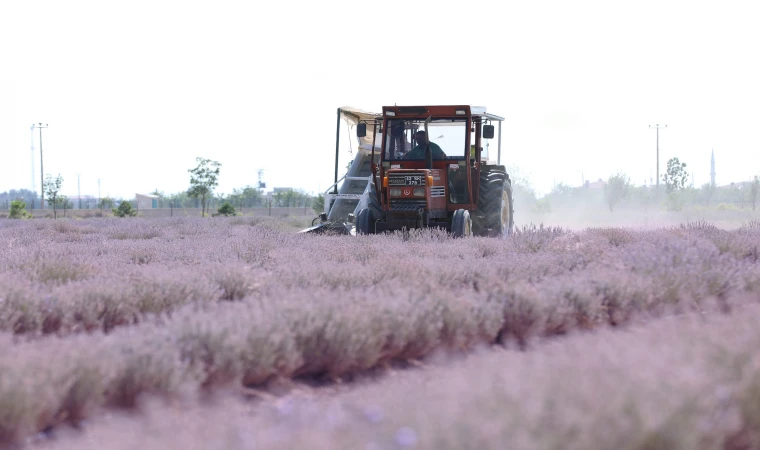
[31,305,760,450]
[0,215,759,446]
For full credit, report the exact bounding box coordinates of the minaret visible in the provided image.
[710,149,716,188]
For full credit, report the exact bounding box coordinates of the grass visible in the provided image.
[0,215,759,447]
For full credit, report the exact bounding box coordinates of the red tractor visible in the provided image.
[353,105,513,237]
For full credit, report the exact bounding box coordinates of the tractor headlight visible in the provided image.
[413,188,425,197]
[389,188,402,197]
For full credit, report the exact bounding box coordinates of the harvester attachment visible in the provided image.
[299,214,354,235]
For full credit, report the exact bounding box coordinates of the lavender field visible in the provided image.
[2,215,760,449]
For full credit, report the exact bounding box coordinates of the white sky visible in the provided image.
[1,0,759,199]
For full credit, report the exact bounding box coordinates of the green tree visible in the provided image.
[273,188,311,207]
[313,193,324,214]
[187,157,221,217]
[216,201,236,216]
[58,195,73,217]
[43,174,64,219]
[112,200,137,217]
[604,172,631,212]
[698,183,716,207]
[663,157,688,193]
[9,200,30,219]
[241,186,261,207]
[99,196,115,211]
[166,191,194,208]
[751,175,760,211]
[632,185,654,212]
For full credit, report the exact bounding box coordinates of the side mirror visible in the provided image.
[357,123,367,138]
[483,125,495,139]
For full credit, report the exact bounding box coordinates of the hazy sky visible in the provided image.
[1,0,758,199]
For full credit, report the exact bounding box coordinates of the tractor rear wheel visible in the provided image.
[473,167,514,237]
[356,208,373,235]
[451,209,472,238]
[366,182,383,220]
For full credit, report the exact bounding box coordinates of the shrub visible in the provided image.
[216,202,236,217]
[113,201,137,217]
[8,201,30,219]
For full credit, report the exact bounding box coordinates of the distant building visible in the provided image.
[135,193,159,209]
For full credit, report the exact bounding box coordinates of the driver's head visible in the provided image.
[414,130,428,145]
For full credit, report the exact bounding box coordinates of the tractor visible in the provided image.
[303,105,513,237]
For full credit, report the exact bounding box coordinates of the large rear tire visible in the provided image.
[366,182,383,220]
[356,208,373,235]
[473,167,514,237]
[451,209,472,238]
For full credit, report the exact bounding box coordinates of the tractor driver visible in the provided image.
[404,130,446,160]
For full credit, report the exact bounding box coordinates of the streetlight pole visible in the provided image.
[32,123,49,209]
[649,124,667,188]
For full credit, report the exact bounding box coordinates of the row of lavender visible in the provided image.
[0,217,759,444]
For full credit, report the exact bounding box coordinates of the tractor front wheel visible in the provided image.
[451,209,472,238]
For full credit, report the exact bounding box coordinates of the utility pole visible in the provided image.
[77,174,81,209]
[32,123,48,209]
[98,179,101,209]
[30,125,36,195]
[649,124,667,188]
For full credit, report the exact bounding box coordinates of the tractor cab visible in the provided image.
[352,105,512,237]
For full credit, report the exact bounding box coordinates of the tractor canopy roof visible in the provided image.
[380,105,504,121]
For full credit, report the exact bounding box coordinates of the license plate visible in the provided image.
[389,175,424,186]
[404,175,424,185]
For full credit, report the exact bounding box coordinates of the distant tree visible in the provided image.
[216,201,236,216]
[0,189,39,207]
[663,158,688,193]
[43,174,64,219]
[313,193,324,214]
[274,188,309,207]
[751,175,760,211]
[662,158,689,211]
[187,157,221,217]
[551,182,574,196]
[604,172,631,212]
[112,200,137,217]
[229,186,262,210]
[241,186,261,207]
[632,185,654,212]
[698,183,716,207]
[58,195,73,217]
[166,191,194,208]
[99,196,115,211]
[9,200,30,219]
